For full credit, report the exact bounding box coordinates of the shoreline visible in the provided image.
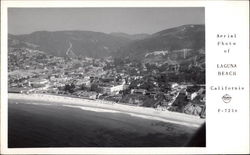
[8,93,205,128]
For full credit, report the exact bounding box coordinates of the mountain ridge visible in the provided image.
[115,24,205,59]
[8,24,205,60]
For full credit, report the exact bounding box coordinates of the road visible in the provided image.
[66,41,72,56]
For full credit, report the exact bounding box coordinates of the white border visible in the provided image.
[1,1,249,154]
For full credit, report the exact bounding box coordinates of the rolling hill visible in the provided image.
[8,24,205,61]
[115,24,205,59]
[9,31,131,58]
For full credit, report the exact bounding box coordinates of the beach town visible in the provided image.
[6,8,207,148]
[8,46,206,120]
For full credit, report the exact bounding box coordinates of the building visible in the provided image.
[170,83,179,89]
[190,92,198,100]
[131,89,147,95]
[28,78,48,88]
[102,84,128,95]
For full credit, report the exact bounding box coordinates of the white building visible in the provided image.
[171,83,179,89]
[29,78,48,88]
[191,92,198,100]
[102,84,128,95]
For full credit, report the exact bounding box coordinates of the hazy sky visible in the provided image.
[8,8,204,35]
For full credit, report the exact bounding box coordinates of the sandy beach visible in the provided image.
[8,93,205,128]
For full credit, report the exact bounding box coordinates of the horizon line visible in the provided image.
[8,24,205,36]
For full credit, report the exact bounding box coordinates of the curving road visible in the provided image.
[66,41,72,57]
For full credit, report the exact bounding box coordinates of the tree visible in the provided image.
[64,83,75,93]
[80,84,89,91]
[90,83,101,93]
[140,81,155,91]
[129,79,140,89]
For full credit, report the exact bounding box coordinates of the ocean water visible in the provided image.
[8,101,200,147]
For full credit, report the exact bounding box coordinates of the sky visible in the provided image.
[8,8,204,35]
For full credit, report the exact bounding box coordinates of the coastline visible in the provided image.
[8,93,205,128]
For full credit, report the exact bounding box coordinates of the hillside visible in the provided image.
[9,31,131,58]
[110,32,150,41]
[8,24,205,61]
[115,24,205,60]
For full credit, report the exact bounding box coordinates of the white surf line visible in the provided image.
[128,113,200,128]
[8,93,204,127]
[62,104,200,128]
[63,104,121,113]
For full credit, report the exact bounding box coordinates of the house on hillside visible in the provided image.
[184,103,203,116]
[190,92,198,100]
[170,82,179,89]
[184,89,206,117]
[28,78,49,88]
[131,89,147,95]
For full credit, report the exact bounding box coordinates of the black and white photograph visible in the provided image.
[1,0,250,154]
[7,7,206,148]
[8,7,206,148]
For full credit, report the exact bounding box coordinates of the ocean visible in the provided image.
[8,101,198,147]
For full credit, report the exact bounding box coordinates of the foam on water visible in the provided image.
[63,105,121,113]
[62,104,200,128]
[128,113,199,128]
[14,101,52,106]
[9,98,202,128]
